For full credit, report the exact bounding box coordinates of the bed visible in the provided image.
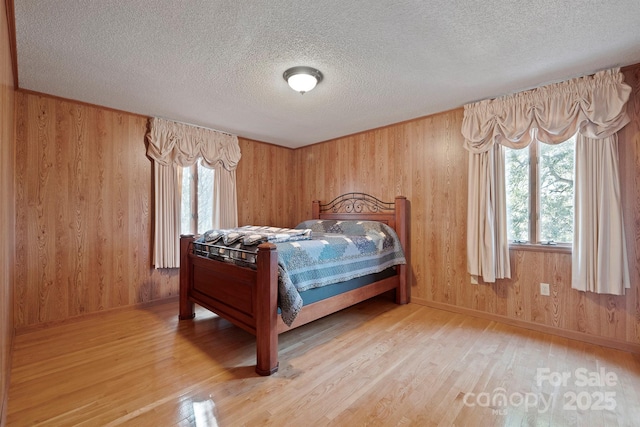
[179,193,410,375]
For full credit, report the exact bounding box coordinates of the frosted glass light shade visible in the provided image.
[283,66,323,94]
[287,73,318,93]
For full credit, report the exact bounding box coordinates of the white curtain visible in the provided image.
[467,143,510,282]
[572,134,630,294]
[461,68,631,294]
[153,162,181,268]
[146,117,241,268]
[212,164,238,229]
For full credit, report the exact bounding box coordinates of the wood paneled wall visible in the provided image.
[13,93,178,329]
[293,110,467,304]
[236,138,296,228]
[0,7,13,427]
[0,0,15,422]
[9,61,640,355]
[618,65,640,347]
[12,104,298,331]
[294,65,640,350]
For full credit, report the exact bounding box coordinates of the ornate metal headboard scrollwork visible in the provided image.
[312,193,406,230]
[319,192,395,214]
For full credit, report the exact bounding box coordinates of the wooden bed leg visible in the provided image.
[179,235,195,320]
[397,265,409,304]
[395,196,411,304]
[255,243,279,375]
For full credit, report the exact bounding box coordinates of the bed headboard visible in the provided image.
[312,193,410,297]
[312,193,407,232]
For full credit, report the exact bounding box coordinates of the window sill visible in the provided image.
[509,243,572,254]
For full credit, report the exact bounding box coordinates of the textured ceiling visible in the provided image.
[13,0,640,148]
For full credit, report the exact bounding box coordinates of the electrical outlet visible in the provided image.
[540,282,550,296]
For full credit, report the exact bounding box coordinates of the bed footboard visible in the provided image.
[179,235,280,375]
[254,243,279,375]
[179,235,196,320]
[178,193,410,376]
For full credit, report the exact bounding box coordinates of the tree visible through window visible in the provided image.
[181,162,214,235]
[505,135,575,244]
[505,146,530,242]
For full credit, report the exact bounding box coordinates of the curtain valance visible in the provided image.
[463,67,631,294]
[146,117,241,170]
[146,117,240,268]
[462,68,631,153]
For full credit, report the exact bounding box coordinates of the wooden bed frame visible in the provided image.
[179,193,410,375]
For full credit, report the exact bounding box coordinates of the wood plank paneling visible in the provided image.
[618,64,640,346]
[9,60,640,357]
[11,107,297,332]
[236,138,296,228]
[294,66,640,349]
[0,0,16,423]
[294,109,470,306]
[14,92,179,330]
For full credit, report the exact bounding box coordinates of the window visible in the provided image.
[505,135,575,245]
[180,162,215,235]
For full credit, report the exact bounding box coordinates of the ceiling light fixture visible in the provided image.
[283,66,323,94]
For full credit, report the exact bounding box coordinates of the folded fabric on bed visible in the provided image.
[201,225,312,246]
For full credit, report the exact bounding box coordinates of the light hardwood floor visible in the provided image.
[6,297,640,426]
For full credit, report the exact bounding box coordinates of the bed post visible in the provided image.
[395,196,410,304]
[179,235,196,320]
[255,242,279,375]
[312,200,321,219]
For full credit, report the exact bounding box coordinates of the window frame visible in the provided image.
[186,163,198,235]
[508,141,572,253]
[181,163,215,237]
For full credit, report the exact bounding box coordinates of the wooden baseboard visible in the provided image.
[14,296,179,336]
[411,297,640,354]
